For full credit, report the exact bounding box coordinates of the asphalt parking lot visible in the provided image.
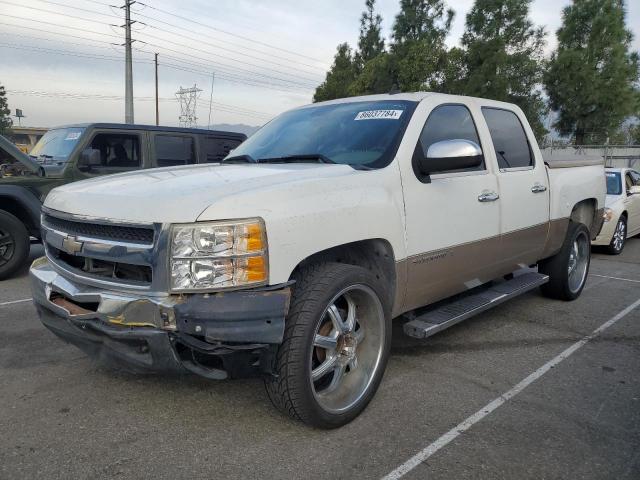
[1,239,639,480]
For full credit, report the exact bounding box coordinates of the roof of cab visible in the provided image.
[50,123,247,139]
[305,91,522,111]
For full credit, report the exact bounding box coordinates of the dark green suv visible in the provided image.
[0,123,246,279]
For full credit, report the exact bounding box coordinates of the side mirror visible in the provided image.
[417,139,483,176]
[628,185,640,196]
[78,148,102,170]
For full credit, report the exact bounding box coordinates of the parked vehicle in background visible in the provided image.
[0,124,246,279]
[29,93,605,428]
[593,168,640,254]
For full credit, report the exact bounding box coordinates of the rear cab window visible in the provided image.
[202,135,244,163]
[154,135,196,167]
[481,108,533,170]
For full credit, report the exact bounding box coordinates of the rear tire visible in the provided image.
[606,215,626,255]
[265,262,391,429]
[0,210,29,280]
[539,222,591,301]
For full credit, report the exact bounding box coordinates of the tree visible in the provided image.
[460,0,547,138]
[349,52,397,95]
[544,0,640,145]
[355,0,385,70]
[313,43,358,102]
[0,83,12,135]
[391,0,454,91]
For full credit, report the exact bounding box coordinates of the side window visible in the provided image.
[482,108,533,170]
[83,133,141,172]
[202,136,243,163]
[154,135,196,167]
[416,104,484,172]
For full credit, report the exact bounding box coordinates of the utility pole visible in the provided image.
[124,0,134,124]
[155,53,159,126]
[207,72,215,129]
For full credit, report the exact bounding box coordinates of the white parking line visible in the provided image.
[591,274,640,284]
[0,298,32,307]
[382,297,640,480]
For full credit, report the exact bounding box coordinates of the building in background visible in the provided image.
[8,126,48,153]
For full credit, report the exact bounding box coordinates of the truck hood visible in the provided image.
[44,163,358,223]
[0,134,45,176]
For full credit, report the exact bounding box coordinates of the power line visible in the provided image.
[33,0,325,76]
[6,89,274,120]
[0,21,316,91]
[1,2,320,88]
[134,1,325,64]
[0,42,311,94]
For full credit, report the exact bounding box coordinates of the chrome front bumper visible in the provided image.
[30,257,291,378]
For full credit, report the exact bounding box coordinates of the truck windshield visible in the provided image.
[29,127,85,164]
[606,172,622,195]
[227,100,417,169]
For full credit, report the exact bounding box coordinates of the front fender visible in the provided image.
[196,167,406,284]
[0,185,43,231]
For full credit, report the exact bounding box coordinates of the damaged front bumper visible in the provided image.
[29,257,291,379]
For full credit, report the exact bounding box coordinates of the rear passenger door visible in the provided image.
[151,134,197,167]
[481,107,550,266]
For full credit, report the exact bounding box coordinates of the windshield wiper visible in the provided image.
[256,154,336,165]
[222,154,256,164]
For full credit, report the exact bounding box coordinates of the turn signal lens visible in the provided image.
[603,208,614,222]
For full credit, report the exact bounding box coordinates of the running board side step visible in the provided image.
[403,272,549,339]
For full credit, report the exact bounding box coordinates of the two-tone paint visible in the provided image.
[40,93,606,319]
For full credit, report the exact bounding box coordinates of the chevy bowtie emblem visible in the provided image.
[61,236,83,255]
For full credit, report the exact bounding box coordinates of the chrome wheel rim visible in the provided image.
[310,284,385,414]
[567,231,589,293]
[0,228,15,268]
[611,219,626,252]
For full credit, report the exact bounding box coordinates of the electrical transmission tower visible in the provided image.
[175,85,202,128]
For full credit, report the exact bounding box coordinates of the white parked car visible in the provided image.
[593,168,640,254]
[30,93,606,428]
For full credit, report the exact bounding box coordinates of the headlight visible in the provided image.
[603,208,614,222]
[170,219,267,292]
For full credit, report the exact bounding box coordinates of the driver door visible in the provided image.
[399,100,502,312]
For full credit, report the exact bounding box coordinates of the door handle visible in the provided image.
[478,191,500,202]
[531,183,547,193]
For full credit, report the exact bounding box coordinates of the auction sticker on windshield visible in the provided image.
[65,132,81,141]
[355,109,404,120]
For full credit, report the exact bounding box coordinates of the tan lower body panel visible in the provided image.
[395,219,570,315]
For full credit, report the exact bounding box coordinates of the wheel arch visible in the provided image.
[288,238,397,312]
[0,187,42,237]
[569,198,601,239]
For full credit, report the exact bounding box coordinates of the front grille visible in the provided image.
[50,247,153,284]
[43,214,154,245]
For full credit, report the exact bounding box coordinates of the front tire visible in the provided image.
[0,210,29,280]
[606,215,627,255]
[265,262,391,428]
[539,222,591,301]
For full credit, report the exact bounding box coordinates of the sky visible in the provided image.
[1,0,639,130]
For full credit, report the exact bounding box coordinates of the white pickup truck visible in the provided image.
[30,93,605,428]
